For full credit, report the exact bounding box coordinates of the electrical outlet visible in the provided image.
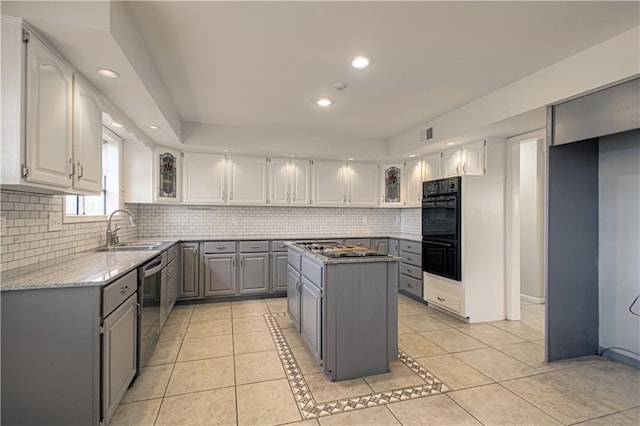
[48,212,62,231]
[362,215,368,224]
[0,216,6,236]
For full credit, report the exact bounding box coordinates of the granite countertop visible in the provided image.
[1,233,420,292]
[285,242,401,265]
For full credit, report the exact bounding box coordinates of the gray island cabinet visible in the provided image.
[286,244,399,381]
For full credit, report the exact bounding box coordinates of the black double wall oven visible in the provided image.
[422,177,462,281]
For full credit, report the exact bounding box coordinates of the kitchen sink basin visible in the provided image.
[94,241,165,252]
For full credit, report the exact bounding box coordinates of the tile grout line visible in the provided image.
[494,381,567,425]
[444,392,487,426]
[265,312,451,420]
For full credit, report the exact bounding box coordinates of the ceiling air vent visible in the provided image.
[420,127,434,143]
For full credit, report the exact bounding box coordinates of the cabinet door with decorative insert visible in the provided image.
[380,163,403,206]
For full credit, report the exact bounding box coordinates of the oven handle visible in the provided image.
[425,241,453,247]
[142,257,165,277]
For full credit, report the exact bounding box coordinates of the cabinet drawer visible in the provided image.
[288,250,302,271]
[203,241,236,253]
[400,263,422,280]
[424,287,462,315]
[239,241,269,253]
[301,257,323,288]
[103,270,137,317]
[167,244,178,263]
[271,240,290,252]
[400,250,421,267]
[399,240,421,254]
[399,274,423,298]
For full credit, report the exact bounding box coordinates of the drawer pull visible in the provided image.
[406,268,413,273]
[437,296,445,302]
[119,285,129,294]
[279,244,286,248]
[250,245,260,249]
[216,246,226,250]
[408,283,414,288]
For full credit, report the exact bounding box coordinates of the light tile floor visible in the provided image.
[112,295,639,425]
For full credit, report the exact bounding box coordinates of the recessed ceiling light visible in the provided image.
[316,98,332,107]
[97,68,119,79]
[445,142,456,146]
[351,56,371,69]
[347,158,354,161]
[290,154,296,157]
[111,122,123,128]
[148,125,160,130]
[223,149,230,153]
[408,154,417,158]
[331,82,347,92]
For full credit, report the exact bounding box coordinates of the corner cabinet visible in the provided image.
[380,163,404,207]
[1,20,104,195]
[156,148,181,202]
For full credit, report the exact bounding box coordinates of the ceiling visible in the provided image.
[3,1,639,156]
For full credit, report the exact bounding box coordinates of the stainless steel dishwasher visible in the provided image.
[138,252,166,369]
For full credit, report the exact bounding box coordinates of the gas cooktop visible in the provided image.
[293,241,390,258]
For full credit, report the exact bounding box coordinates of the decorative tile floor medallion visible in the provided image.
[265,313,451,419]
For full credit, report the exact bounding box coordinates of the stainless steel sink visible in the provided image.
[94,241,165,252]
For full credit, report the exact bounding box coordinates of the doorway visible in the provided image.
[506,129,546,327]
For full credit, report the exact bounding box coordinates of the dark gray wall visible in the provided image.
[553,78,640,145]
[546,139,600,361]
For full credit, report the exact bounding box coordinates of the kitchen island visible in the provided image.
[286,242,399,381]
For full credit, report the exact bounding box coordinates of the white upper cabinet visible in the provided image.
[156,148,181,203]
[461,140,485,175]
[72,76,103,193]
[405,158,423,206]
[269,158,311,205]
[346,163,378,206]
[228,156,267,204]
[183,153,226,204]
[442,148,463,178]
[1,20,104,195]
[291,159,311,205]
[422,152,442,182]
[25,31,74,189]
[443,140,486,177]
[380,163,404,207]
[312,161,346,206]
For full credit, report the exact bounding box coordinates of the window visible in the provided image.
[64,130,121,222]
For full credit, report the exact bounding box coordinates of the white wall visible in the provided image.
[389,26,640,158]
[519,138,545,300]
[598,129,640,362]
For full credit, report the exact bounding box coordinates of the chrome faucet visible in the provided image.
[106,209,136,248]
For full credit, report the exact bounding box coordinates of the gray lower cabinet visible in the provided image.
[102,293,137,423]
[300,275,322,362]
[287,264,301,331]
[239,253,269,295]
[373,238,389,254]
[178,243,200,299]
[399,240,423,299]
[203,254,237,296]
[272,252,289,292]
[389,239,399,256]
[1,270,138,425]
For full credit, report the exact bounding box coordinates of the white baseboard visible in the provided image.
[521,294,545,304]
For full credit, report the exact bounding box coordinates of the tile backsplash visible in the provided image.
[401,208,421,235]
[131,204,401,238]
[0,190,135,272]
[1,188,418,272]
